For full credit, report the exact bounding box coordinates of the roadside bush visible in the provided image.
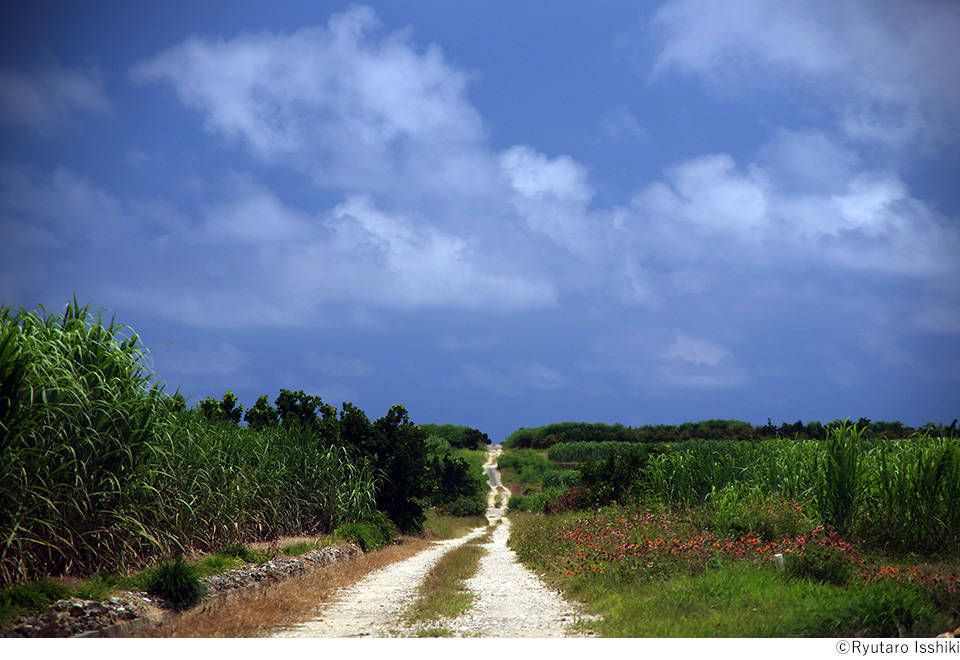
[508,488,564,513]
[333,512,395,552]
[141,557,206,611]
[786,529,861,586]
[498,449,552,487]
[214,543,256,563]
[444,495,486,517]
[542,486,593,514]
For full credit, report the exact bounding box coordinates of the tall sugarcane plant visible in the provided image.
[0,299,176,585]
[0,300,380,588]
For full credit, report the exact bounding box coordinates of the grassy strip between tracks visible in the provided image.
[403,530,491,634]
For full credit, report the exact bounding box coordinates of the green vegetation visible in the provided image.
[510,507,958,637]
[141,557,206,611]
[498,448,552,486]
[505,420,960,637]
[424,437,488,517]
[419,423,490,450]
[332,511,396,552]
[507,424,959,555]
[0,300,490,595]
[505,418,956,449]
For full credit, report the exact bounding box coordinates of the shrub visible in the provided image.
[141,557,206,611]
[787,530,861,586]
[333,512,395,552]
[444,495,486,517]
[542,486,593,514]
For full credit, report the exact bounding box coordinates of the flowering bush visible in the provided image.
[786,526,862,585]
[864,564,960,620]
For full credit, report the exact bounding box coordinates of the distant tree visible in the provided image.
[275,389,321,430]
[243,395,279,431]
[197,390,243,425]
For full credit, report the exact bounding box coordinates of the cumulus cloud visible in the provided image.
[131,5,499,204]
[630,130,960,277]
[312,194,557,309]
[499,145,599,256]
[0,61,111,135]
[650,0,960,149]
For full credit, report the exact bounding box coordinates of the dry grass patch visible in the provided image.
[403,542,486,624]
[137,538,431,638]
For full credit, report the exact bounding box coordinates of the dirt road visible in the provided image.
[271,445,595,638]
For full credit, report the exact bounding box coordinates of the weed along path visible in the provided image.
[271,444,594,638]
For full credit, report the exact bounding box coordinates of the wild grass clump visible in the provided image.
[214,543,256,563]
[141,557,206,611]
[332,512,395,552]
[0,580,72,623]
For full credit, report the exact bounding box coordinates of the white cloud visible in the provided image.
[600,104,648,141]
[635,154,770,237]
[309,193,556,310]
[0,62,111,135]
[630,131,960,277]
[1,164,124,234]
[202,176,315,244]
[651,0,960,148]
[499,145,600,256]
[131,5,496,203]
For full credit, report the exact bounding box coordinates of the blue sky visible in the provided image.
[2,1,958,441]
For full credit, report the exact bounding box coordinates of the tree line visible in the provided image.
[505,418,958,449]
